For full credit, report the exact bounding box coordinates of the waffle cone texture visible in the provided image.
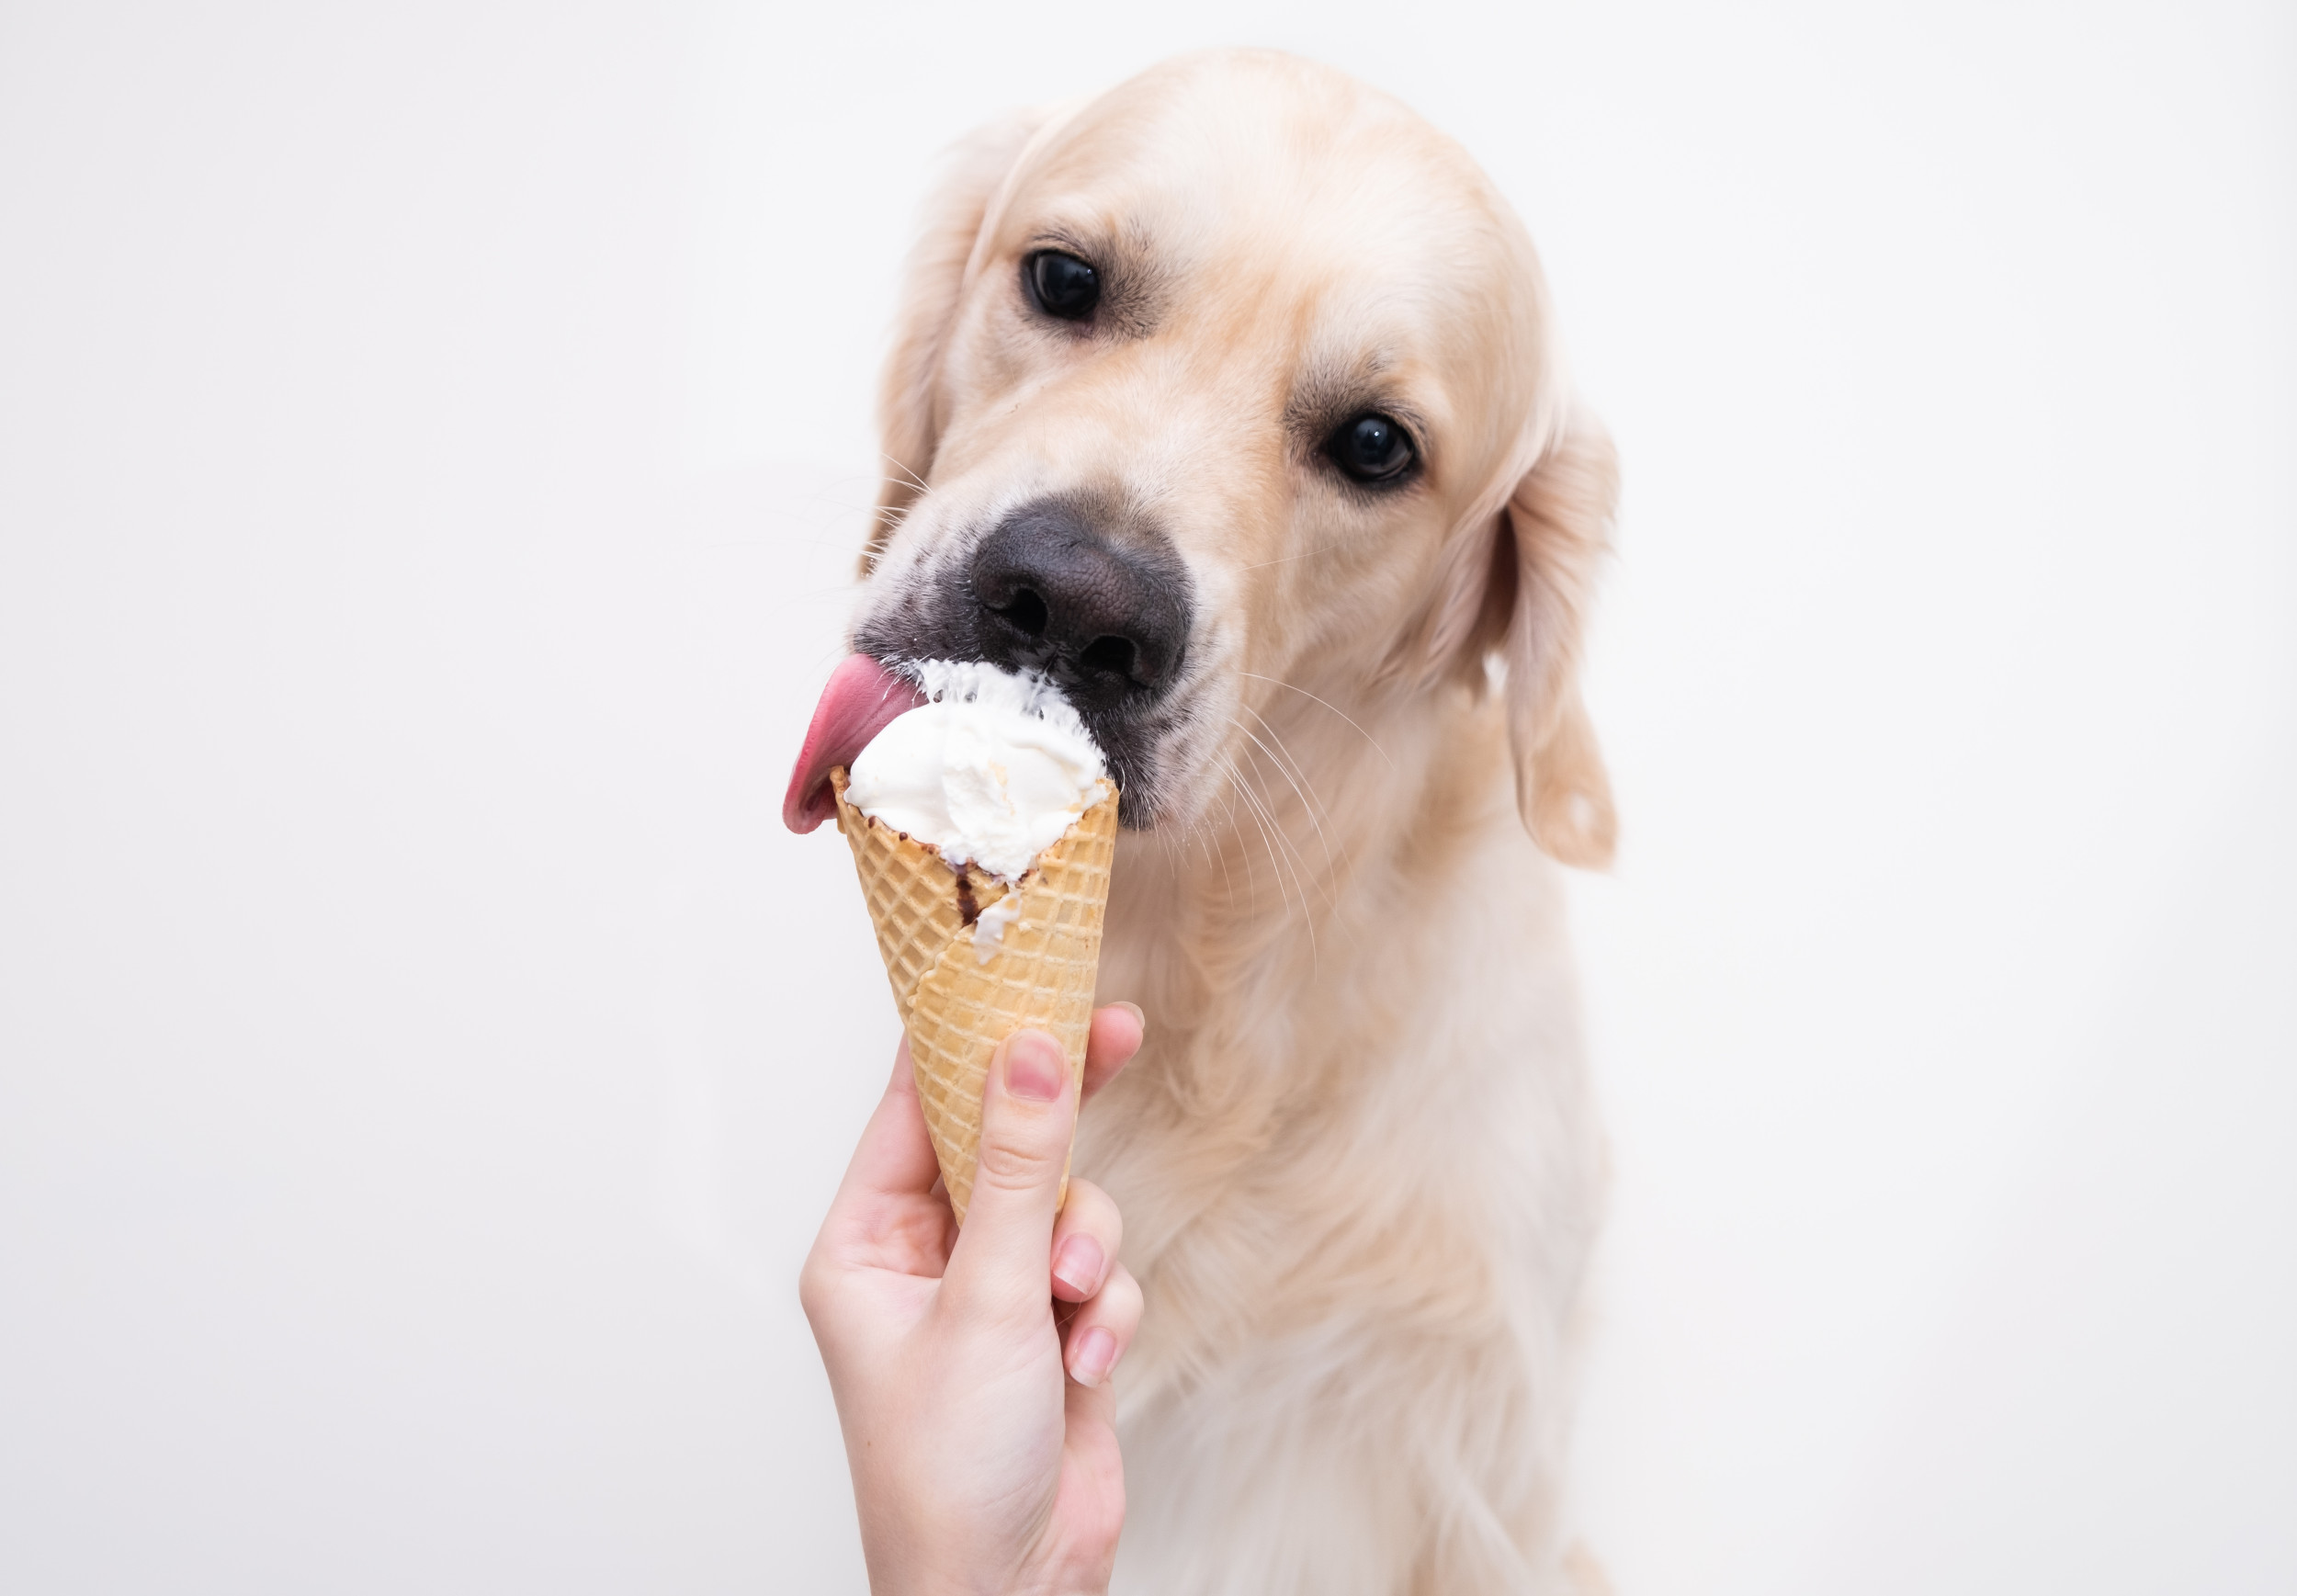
[831,767,1118,1222]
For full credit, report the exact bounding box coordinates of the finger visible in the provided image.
[942,1028,1078,1321]
[1058,1372,1122,1526]
[1059,1262,1144,1388]
[1048,1178,1123,1304]
[819,1036,945,1239]
[1079,1002,1145,1106]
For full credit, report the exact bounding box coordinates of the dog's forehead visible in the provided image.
[998,59,1537,352]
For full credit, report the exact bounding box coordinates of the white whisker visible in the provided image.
[1229,712,1340,904]
[1222,742,1318,968]
[1234,703,1337,832]
[1234,540,1346,573]
[1216,752,1286,916]
[1236,671,1395,769]
[879,451,933,497]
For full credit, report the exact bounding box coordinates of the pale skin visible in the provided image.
[801,1006,1148,1596]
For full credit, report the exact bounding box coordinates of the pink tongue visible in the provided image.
[783,654,927,833]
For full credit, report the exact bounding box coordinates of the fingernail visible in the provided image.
[1115,1001,1147,1039]
[1003,1032,1065,1102]
[1052,1234,1105,1297]
[1069,1326,1118,1387]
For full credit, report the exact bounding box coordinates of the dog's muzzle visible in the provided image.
[800,493,1195,830]
[961,498,1191,709]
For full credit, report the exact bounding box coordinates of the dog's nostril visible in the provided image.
[1078,635,1136,678]
[995,588,1050,638]
[966,500,1192,708]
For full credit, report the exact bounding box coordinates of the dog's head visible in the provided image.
[793,51,1615,867]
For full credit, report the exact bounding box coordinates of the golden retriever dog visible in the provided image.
[786,49,1617,1595]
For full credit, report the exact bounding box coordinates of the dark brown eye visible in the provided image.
[1326,413,1415,483]
[1025,250,1100,321]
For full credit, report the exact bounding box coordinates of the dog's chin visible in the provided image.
[1107,685,1232,835]
[1006,680,1194,832]
[1079,696,1194,832]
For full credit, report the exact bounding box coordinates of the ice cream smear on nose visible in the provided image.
[843,661,1110,894]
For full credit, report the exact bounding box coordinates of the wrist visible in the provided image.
[861,1538,1108,1596]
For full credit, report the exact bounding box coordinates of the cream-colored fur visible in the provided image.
[849,51,1616,1595]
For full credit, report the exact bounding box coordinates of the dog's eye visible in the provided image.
[1326,413,1416,484]
[1025,250,1101,322]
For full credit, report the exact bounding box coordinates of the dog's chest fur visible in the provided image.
[1074,686,1604,1596]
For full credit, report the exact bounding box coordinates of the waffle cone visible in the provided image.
[831,767,1118,1222]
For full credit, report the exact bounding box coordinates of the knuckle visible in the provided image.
[798,1243,864,1333]
[972,1132,1061,1189]
[798,1246,841,1314]
[1101,1265,1146,1330]
[1067,1182,1124,1251]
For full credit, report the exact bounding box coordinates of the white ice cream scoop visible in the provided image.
[842,660,1109,885]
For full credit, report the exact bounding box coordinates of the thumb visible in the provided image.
[942,1029,1077,1321]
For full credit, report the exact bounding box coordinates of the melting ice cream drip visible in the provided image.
[969,895,1022,960]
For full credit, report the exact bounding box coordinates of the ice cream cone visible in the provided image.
[831,766,1118,1222]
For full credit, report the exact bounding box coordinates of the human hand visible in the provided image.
[801,1006,1148,1596]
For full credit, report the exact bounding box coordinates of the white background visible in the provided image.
[4,3,2292,1591]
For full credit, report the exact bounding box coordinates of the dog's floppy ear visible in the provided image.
[1469,409,1619,868]
[863,108,1058,572]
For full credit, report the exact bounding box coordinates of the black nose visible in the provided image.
[968,503,1190,710]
